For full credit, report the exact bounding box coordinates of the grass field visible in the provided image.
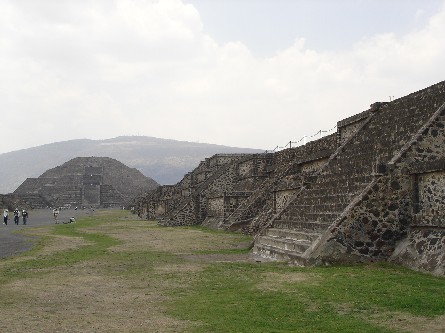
[0,210,444,332]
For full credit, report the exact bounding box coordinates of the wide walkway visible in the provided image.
[0,208,94,258]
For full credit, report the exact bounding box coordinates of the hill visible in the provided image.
[0,136,263,194]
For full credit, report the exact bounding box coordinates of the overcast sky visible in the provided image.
[1,0,444,154]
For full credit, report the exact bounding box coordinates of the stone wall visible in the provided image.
[417,170,445,226]
[275,189,299,211]
[388,100,445,276]
[304,82,445,275]
[337,109,372,144]
[237,155,272,179]
[0,194,29,211]
[145,154,252,227]
[207,196,224,217]
[300,158,328,174]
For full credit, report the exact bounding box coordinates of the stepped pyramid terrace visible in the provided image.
[14,157,159,209]
[135,80,445,276]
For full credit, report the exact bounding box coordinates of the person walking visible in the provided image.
[53,207,60,224]
[3,209,8,225]
[22,209,28,225]
[13,208,20,225]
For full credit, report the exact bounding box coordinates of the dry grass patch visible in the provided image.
[182,253,252,263]
[38,235,94,256]
[256,271,320,292]
[154,262,204,275]
[330,303,445,332]
[2,258,192,332]
[367,312,445,333]
[85,221,250,255]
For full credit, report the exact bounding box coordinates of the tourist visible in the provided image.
[64,217,76,224]
[22,209,28,225]
[53,207,60,224]
[3,209,8,225]
[13,208,20,225]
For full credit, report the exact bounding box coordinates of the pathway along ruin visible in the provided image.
[0,208,95,258]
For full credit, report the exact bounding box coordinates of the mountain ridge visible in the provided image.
[0,136,263,194]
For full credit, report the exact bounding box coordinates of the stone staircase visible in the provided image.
[252,83,445,265]
[83,185,100,205]
[158,155,252,226]
[223,137,338,232]
[253,227,322,264]
[100,185,124,207]
[221,157,296,230]
[251,107,376,261]
[251,144,377,263]
[157,196,191,226]
[55,187,83,207]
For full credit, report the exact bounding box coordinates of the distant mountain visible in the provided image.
[0,136,263,194]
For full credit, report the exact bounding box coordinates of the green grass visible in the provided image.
[303,263,445,317]
[1,210,445,333]
[168,261,445,333]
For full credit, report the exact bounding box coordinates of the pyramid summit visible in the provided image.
[14,157,159,208]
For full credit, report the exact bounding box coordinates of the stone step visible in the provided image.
[256,235,311,253]
[298,212,342,224]
[252,243,309,266]
[273,219,331,232]
[265,228,321,242]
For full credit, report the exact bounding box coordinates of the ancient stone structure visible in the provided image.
[0,194,28,212]
[15,157,159,208]
[135,81,445,276]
